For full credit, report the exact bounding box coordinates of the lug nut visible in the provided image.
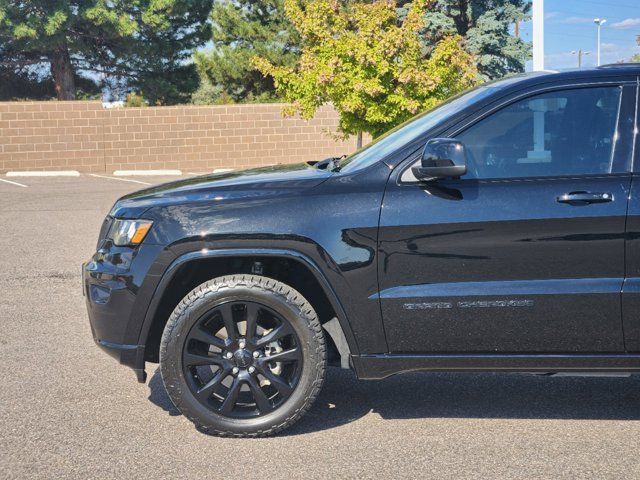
[239,339,246,349]
[232,367,239,375]
[252,351,260,358]
[248,366,256,374]
[225,352,233,359]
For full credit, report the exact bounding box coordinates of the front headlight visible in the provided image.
[108,219,153,246]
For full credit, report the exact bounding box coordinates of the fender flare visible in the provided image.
[137,247,359,356]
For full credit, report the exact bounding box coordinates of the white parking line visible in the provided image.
[0,178,28,188]
[89,174,151,186]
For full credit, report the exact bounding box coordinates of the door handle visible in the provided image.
[556,191,613,205]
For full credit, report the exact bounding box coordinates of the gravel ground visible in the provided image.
[1,175,640,480]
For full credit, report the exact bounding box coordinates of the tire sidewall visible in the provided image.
[160,276,324,435]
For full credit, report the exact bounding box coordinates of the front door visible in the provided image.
[378,83,636,353]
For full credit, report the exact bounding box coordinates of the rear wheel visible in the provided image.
[160,275,326,437]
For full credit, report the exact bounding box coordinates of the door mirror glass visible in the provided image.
[412,138,468,181]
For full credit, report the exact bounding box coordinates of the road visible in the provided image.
[1,174,640,479]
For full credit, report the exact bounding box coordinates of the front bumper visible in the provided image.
[83,259,148,382]
[82,242,167,383]
[95,339,147,383]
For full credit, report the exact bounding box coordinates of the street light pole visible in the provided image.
[594,18,606,66]
[533,0,545,70]
[571,49,591,68]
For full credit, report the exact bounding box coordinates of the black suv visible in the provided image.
[84,65,640,436]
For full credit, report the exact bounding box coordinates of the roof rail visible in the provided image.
[598,63,640,69]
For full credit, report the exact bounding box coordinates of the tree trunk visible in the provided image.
[453,0,471,35]
[51,46,76,100]
[356,131,363,149]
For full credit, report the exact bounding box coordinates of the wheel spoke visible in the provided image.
[219,377,242,415]
[255,322,292,347]
[263,347,300,363]
[218,303,239,341]
[244,303,260,341]
[189,327,226,349]
[247,376,273,413]
[183,351,225,367]
[257,365,293,396]
[195,368,229,401]
[184,300,303,419]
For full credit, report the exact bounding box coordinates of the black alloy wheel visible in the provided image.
[182,300,302,418]
[160,275,326,437]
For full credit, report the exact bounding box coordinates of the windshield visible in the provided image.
[338,86,497,172]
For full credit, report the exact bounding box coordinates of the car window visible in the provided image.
[456,86,622,179]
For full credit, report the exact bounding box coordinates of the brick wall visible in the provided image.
[0,101,360,173]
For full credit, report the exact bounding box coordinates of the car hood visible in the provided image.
[110,163,333,218]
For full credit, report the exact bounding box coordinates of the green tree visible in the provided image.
[254,0,477,144]
[195,0,300,103]
[0,40,101,100]
[399,0,530,81]
[0,0,210,102]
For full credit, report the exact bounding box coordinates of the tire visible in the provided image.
[160,274,326,437]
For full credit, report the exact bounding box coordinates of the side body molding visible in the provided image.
[137,247,360,356]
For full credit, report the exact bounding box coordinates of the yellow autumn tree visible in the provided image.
[253,0,478,144]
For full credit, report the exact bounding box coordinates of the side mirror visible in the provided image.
[412,138,467,182]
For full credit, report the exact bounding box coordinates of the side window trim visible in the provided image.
[399,81,635,184]
[633,76,640,172]
[608,85,625,173]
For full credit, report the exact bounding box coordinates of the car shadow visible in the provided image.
[147,367,640,435]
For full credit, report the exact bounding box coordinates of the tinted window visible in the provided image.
[457,87,622,179]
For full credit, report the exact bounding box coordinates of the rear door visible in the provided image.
[378,80,637,353]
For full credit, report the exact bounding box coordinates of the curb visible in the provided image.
[113,169,182,176]
[6,170,80,177]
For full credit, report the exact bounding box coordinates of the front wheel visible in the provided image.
[160,275,326,437]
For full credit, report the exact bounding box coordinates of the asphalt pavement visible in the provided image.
[1,174,640,479]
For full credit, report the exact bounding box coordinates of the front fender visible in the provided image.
[137,247,361,356]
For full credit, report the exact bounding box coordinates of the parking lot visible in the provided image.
[2,174,640,479]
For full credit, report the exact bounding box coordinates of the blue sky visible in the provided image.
[520,0,640,70]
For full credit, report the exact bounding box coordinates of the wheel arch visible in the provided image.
[138,248,359,366]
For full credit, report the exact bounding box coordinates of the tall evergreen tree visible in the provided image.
[0,0,210,102]
[399,0,531,81]
[195,0,299,103]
